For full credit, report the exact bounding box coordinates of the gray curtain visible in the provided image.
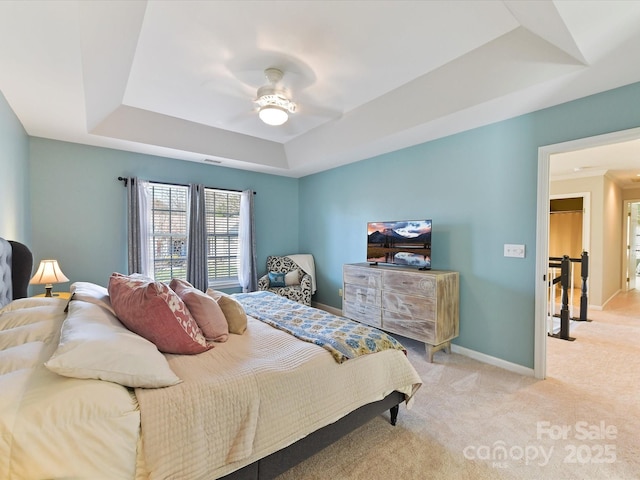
[238,189,258,292]
[126,177,152,276]
[187,184,208,291]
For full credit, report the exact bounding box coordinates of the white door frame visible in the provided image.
[534,126,640,379]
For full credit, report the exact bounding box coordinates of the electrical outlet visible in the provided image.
[338,288,343,297]
[504,244,525,258]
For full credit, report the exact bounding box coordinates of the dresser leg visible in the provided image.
[426,341,452,363]
[427,344,435,363]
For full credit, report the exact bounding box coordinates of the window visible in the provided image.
[204,188,240,284]
[147,183,241,286]
[148,183,188,283]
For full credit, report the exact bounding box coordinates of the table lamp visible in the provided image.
[29,259,69,297]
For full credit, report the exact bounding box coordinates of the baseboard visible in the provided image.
[312,302,535,377]
[451,344,535,377]
[312,301,342,316]
[599,289,621,310]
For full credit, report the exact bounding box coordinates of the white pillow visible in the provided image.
[0,296,63,314]
[285,269,300,286]
[45,300,181,388]
[70,281,115,315]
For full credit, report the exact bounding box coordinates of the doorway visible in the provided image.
[624,200,640,291]
[534,126,640,379]
[548,195,588,332]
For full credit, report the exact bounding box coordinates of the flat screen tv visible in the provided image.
[367,219,432,270]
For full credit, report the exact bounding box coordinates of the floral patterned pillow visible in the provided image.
[108,273,212,354]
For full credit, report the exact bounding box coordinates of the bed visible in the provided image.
[0,237,422,479]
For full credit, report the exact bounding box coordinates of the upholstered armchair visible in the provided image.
[258,255,315,306]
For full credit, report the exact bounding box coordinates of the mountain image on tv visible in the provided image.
[367,220,431,269]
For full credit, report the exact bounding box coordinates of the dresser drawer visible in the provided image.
[382,291,435,319]
[343,266,382,289]
[342,264,459,363]
[383,270,436,297]
[343,301,381,328]
[344,283,381,307]
[382,311,436,343]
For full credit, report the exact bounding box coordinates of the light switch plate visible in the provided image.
[504,244,525,258]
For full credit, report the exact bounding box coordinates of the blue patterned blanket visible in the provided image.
[233,291,405,363]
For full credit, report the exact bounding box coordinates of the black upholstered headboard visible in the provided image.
[0,238,34,308]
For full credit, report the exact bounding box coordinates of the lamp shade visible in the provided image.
[258,105,288,126]
[30,259,69,290]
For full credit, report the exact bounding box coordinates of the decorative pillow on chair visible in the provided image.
[169,279,229,342]
[268,271,286,287]
[285,269,300,286]
[108,273,212,354]
[206,289,247,334]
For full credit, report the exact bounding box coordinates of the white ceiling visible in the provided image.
[551,138,640,188]
[1,0,640,179]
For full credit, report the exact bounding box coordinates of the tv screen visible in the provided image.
[367,219,432,270]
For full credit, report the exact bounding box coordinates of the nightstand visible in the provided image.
[33,292,71,300]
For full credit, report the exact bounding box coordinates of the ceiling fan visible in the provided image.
[255,68,297,126]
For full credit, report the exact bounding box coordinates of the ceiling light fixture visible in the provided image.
[258,97,296,126]
[255,68,296,126]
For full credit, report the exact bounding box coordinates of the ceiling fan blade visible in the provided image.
[200,78,254,100]
[296,103,342,121]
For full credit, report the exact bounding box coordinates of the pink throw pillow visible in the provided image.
[169,279,229,342]
[108,273,212,354]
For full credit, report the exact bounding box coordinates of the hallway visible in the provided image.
[547,288,640,385]
[602,288,640,315]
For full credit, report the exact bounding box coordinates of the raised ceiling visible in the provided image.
[1,0,640,178]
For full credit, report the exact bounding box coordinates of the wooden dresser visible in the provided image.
[342,263,459,362]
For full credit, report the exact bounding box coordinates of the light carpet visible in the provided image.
[276,298,640,480]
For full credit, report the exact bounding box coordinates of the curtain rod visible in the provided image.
[117,176,256,194]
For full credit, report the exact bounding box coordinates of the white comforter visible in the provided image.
[0,298,141,479]
[0,297,422,480]
[136,316,422,480]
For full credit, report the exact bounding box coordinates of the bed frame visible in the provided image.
[0,237,403,480]
[221,391,402,480]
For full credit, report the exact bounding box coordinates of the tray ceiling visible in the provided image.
[1,1,640,178]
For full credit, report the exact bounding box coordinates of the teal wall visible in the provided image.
[299,81,640,369]
[28,138,299,290]
[0,91,30,243]
[4,81,640,369]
